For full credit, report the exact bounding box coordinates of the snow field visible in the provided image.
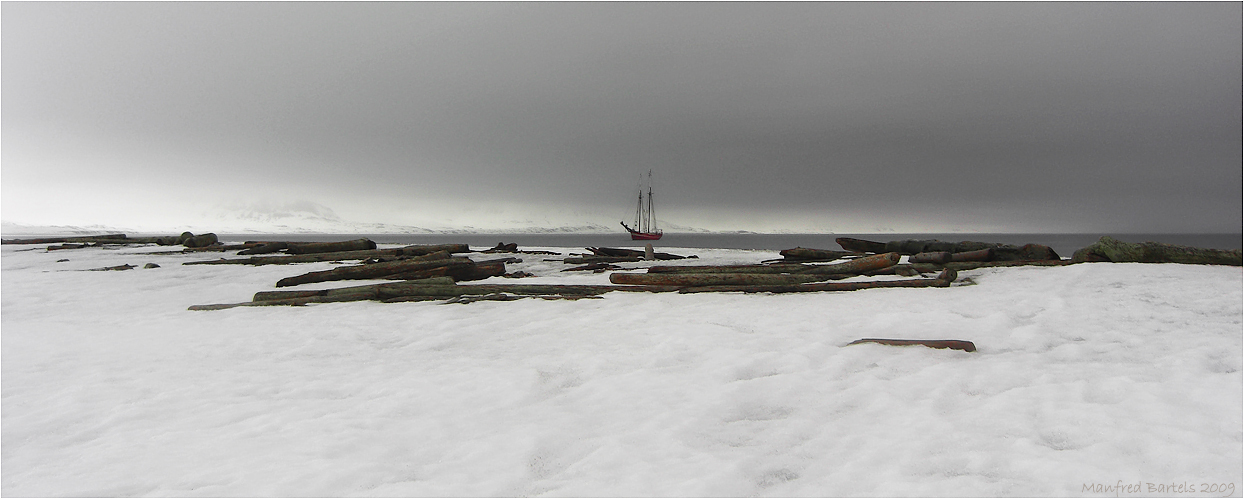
[2,243,1241,496]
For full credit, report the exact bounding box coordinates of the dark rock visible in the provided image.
[1072,236,1242,266]
[183,233,218,248]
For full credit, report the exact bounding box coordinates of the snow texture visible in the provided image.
[2,241,1241,496]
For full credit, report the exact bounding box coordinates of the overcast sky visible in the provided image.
[3,2,1240,233]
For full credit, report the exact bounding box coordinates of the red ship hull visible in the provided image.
[629,230,663,241]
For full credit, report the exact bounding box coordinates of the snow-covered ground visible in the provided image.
[2,240,1241,496]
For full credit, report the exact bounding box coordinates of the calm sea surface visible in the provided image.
[218,233,1242,258]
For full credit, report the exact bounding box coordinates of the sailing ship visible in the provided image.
[620,170,663,240]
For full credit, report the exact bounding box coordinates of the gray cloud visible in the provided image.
[3,2,1239,232]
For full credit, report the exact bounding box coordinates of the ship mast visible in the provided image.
[628,170,659,235]
[645,170,657,233]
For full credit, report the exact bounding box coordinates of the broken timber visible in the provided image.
[610,272,844,287]
[188,282,680,310]
[772,247,863,263]
[676,269,958,294]
[274,255,478,287]
[846,338,977,352]
[184,244,470,266]
[645,252,901,276]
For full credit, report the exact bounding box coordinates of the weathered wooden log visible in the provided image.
[794,252,901,274]
[376,282,680,299]
[562,263,622,272]
[274,256,471,287]
[400,243,471,256]
[778,247,860,262]
[285,238,376,255]
[586,247,689,260]
[564,256,644,264]
[238,242,288,255]
[588,247,643,257]
[385,261,506,282]
[3,234,129,245]
[47,243,89,251]
[841,237,1057,260]
[181,245,227,252]
[909,251,953,264]
[835,237,887,254]
[363,250,453,265]
[944,260,1073,270]
[678,269,957,294]
[873,260,1075,274]
[220,243,259,251]
[185,248,408,265]
[647,264,811,274]
[846,338,977,352]
[189,289,383,310]
[191,281,682,310]
[254,277,455,302]
[950,248,994,262]
[88,264,136,271]
[609,272,838,287]
[253,290,324,302]
[1071,236,1242,266]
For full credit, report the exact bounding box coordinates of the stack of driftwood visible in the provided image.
[2,232,225,250]
[8,232,1238,311]
[187,238,967,309]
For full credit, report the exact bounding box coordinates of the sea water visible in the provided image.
[215,233,1242,258]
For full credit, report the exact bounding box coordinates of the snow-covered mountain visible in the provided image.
[2,203,720,236]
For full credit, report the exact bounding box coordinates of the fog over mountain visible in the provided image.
[3,2,1240,234]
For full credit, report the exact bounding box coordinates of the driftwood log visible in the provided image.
[238,242,288,255]
[775,247,862,263]
[585,247,690,260]
[188,282,683,310]
[647,264,810,274]
[562,263,622,272]
[185,244,468,266]
[384,261,507,282]
[836,237,1060,261]
[274,255,472,287]
[846,338,977,352]
[865,260,1074,275]
[186,249,406,265]
[3,234,129,245]
[676,269,958,294]
[285,239,376,255]
[950,248,994,262]
[794,252,900,274]
[610,272,842,287]
[909,251,953,264]
[1071,236,1242,266]
[564,256,643,264]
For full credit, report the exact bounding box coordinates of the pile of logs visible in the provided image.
[0,232,261,252]
[608,251,959,294]
[187,241,969,309]
[185,242,470,266]
[830,237,1071,274]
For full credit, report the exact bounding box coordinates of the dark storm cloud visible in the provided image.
[2,2,1240,232]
